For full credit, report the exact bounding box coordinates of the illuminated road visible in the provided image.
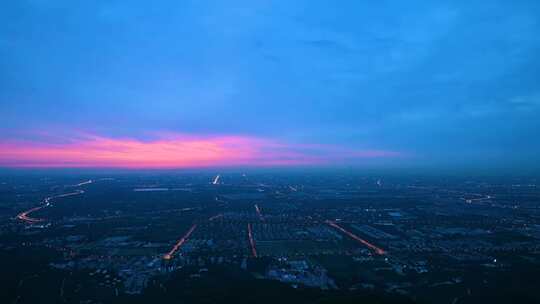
[208,214,223,221]
[254,204,264,221]
[212,174,221,185]
[163,224,198,260]
[461,194,492,204]
[326,220,386,255]
[16,205,46,223]
[17,190,85,224]
[247,223,258,258]
[71,179,93,187]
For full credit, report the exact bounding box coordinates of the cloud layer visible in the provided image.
[0,133,400,168]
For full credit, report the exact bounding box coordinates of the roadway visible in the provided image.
[163,224,198,260]
[16,190,85,224]
[326,220,387,255]
[247,223,258,258]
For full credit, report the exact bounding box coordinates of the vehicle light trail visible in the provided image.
[208,214,223,221]
[71,179,93,187]
[163,224,198,260]
[254,204,264,221]
[16,190,85,224]
[247,223,258,258]
[461,194,492,204]
[17,205,46,223]
[326,220,386,255]
[212,174,221,185]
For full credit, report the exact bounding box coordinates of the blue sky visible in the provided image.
[1,1,540,169]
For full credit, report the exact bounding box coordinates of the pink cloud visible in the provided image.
[0,133,401,168]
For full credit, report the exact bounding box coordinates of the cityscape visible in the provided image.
[2,1,540,303]
[1,171,539,303]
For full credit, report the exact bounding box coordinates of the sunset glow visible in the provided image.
[0,133,400,168]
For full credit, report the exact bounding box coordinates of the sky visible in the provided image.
[1,1,540,169]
